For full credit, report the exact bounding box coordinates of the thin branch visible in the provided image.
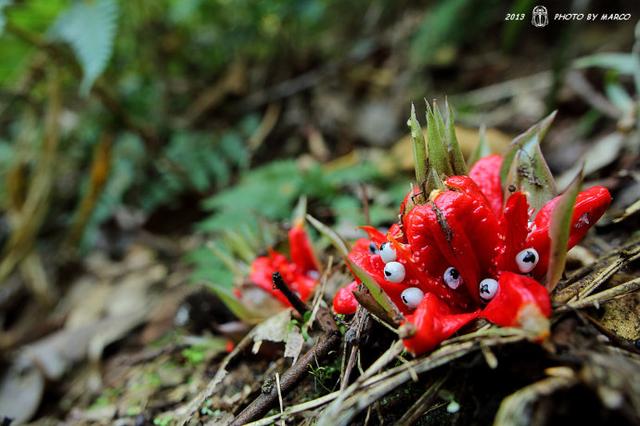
[396,374,448,426]
[229,308,341,426]
[272,272,309,317]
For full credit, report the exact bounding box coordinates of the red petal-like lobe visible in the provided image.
[400,185,423,216]
[438,180,503,276]
[359,226,387,245]
[404,205,476,309]
[333,280,359,314]
[288,221,320,273]
[402,293,479,354]
[497,192,529,272]
[480,272,551,329]
[526,185,612,279]
[249,251,317,306]
[347,238,415,313]
[469,154,504,216]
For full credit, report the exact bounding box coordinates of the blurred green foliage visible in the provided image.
[0,0,584,295]
[0,0,399,253]
[189,157,406,298]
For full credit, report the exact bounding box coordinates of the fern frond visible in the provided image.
[49,0,119,95]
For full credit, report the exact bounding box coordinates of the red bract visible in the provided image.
[402,294,480,355]
[333,154,611,354]
[249,221,320,307]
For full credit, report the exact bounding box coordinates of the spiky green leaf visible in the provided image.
[501,111,557,214]
[574,53,637,75]
[445,99,467,175]
[223,230,257,264]
[468,124,491,167]
[425,101,452,180]
[408,103,427,203]
[426,167,445,193]
[292,196,307,225]
[546,168,583,291]
[49,0,119,95]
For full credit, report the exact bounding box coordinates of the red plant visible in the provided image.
[249,219,320,307]
[334,154,611,354]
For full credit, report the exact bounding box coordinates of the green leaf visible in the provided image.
[292,196,307,225]
[207,241,246,277]
[574,53,637,75]
[468,124,491,167]
[546,168,583,291]
[0,0,11,34]
[306,214,400,322]
[305,214,349,257]
[604,71,634,112]
[500,111,557,214]
[425,101,452,180]
[205,281,255,323]
[426,167,445,193]
[408,103,427,203]
[223,230,256,264]
[445,99,467,175]
[49,0,119,95]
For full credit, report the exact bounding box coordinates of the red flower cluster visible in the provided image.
[248,220,320,306]
[334,154,611,354]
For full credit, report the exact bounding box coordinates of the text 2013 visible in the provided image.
[505,13,525,20]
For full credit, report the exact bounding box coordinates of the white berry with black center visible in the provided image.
[479,278,499,301]
[383,261,405,283]
[515,248,539,273]
[379,242,397,263]
[443,266,462,289]
[401,287,424,309]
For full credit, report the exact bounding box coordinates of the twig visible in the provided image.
[319,340,404,425]
[323,335,525,426]
[563,276,640,311]
[275,372,285,426]
[302,256,333,338]
[230,307,341,426]
[272,272,309,317]
[453,71,552,106]
[556,237,640,290]
[494,376,578,425]
[553,238,640,304]
[246,333,526,426]
[565,70,621,119]
[174,332,255,425]
[340,307,370,391]
[396,374,448,426]
[64,133,114,249]
[243,390,340,426]
[0,69,61,287]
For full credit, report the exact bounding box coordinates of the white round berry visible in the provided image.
[379,242,397,263]
[383,261,405,283]
[479,278,499,301]
[443,266,462,289]
[401,287,424,309]
[515,248,539,273]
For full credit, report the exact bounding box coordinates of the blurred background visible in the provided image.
[0,0,639,424]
